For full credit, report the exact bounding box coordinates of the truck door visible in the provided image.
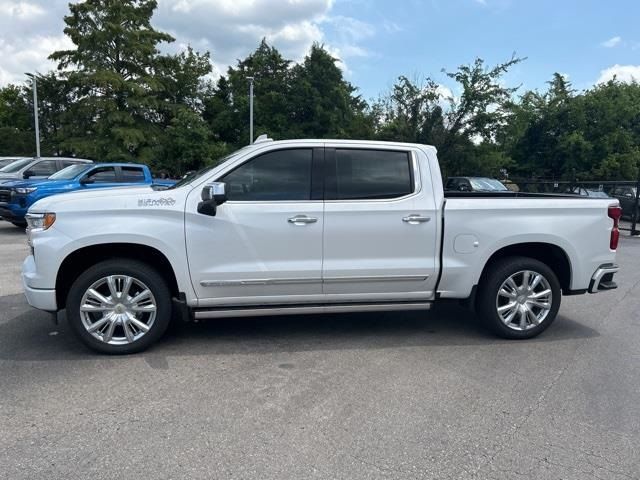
[185,147,324,305]
[321,147,439,300]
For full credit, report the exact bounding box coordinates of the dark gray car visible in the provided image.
[611,186,639,220]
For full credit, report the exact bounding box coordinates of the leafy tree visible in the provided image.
[49,0,175,162]
[288,44,373,139]
[374,56,523,176]
[0,84,33,155]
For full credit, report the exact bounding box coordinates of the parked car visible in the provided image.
[0,162,175,226]
[22,137,620,354]
[0,157,28,169]
[0,156,92,183]
[611,185,639,220]
[564,186,610,198]
[445,176,509,192]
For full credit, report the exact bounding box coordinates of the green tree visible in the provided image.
[374,56,523,176]
[0,84,33,155]
[49,0,175,162]
[288,44,373,139]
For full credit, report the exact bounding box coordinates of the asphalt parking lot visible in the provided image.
[1,221,639,480]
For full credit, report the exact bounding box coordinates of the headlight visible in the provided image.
[14,187,37,194]
[25,212,56,231]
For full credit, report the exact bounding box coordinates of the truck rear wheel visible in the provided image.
[477,256,561,339]
[66,259,172,354]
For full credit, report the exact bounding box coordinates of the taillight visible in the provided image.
[608,205,622,250]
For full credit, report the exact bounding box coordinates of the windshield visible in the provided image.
[169,148,248,189]
[0,158,32,173]
[468,178,508,191]
[0,158,22,168]
[48,163,91,180]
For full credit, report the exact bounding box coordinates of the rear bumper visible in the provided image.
[22,256,57,311]
[589,263,619,294]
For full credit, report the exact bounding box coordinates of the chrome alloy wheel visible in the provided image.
[79,275,157,345]
[495,270,553,331]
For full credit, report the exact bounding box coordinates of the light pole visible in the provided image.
[30,74,41,157]
[247,76,254,144]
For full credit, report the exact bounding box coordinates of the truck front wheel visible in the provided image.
[66,259,172,354]
[477,256,561,339]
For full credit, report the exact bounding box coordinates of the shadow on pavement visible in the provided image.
[0,222,26,235]
[0,298,600,363]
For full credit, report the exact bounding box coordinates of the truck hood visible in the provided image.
[2,178,68,189]
[0,173,22,183]
[29,185,173,212]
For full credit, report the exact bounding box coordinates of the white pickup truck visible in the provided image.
[22,137,622,354]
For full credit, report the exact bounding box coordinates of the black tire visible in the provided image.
[11,221,26,228]
[66,259,172,354]
[476,256,561,339]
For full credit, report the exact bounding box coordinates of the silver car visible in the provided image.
[0,157,93,182]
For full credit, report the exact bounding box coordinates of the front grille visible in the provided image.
[0,189,11,203]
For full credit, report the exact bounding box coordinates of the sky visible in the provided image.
[0,0,639,102]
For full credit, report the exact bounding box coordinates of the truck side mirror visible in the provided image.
[197,182,227,216]
[23,170,34,179]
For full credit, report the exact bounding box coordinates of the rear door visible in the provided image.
[322,146,439,301]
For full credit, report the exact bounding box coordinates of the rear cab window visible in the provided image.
[325,148,414,200]
[120,166,146,183]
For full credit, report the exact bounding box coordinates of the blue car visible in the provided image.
[0,163,174,226]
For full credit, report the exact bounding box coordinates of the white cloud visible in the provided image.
[601,36,622,48]
[0,0,45,18]
[0,34,72,84]
[0,0,372,86]
[155,0,335,69]
[597,64,640,84]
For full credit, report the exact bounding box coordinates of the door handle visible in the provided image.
[287,215,318,225]
[402,214,431,224]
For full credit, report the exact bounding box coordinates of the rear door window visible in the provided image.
[120,167,145,183]
[326,149,413,200]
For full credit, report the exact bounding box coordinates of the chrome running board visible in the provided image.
[193,302,432,320]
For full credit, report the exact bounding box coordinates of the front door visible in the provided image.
[322,147,439,301]
[186,147,324,306]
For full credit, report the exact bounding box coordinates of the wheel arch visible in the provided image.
[478,242,573,294]
[56,243,180,309]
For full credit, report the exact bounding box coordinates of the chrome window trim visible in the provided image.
[210,147,421,205]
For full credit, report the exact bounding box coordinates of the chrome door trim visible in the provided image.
[323,274,429,283]
[200,274,428,287]
[200,277,321,287]
[194,302,432,319]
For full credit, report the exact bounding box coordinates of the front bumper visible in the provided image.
[589,264,619,294]
[22,255,57,311]
[0,204,27,222]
